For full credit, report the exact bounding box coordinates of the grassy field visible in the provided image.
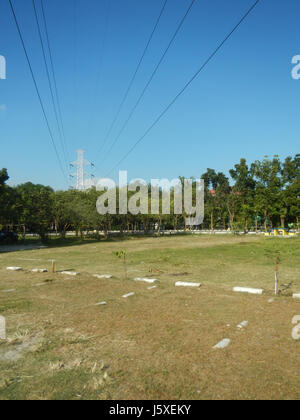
[0,234,300,400]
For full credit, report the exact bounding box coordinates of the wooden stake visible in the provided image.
[274,255,280,296]
[123,255,127,280]
[275,271,279,296]
[52,260,56,274]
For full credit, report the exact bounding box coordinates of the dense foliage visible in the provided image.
[0,155,299,240]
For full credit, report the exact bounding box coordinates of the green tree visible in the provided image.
[230,159,256,230]
[15,183,54,241]
[251,156,282,229]
[0,169,19,228]
[282,155,300,227]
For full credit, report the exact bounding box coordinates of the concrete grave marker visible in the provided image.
[233,287,263,295]
[93,274,113,279]
[134,278,157,284]
[122,292,135,299]
[213,338,230,349]
[32,269,48,273]
[61,271,80,276]
[6,267,22,271]
[0,316,6,340]
[237,321,248,329]
[175,281,201,288]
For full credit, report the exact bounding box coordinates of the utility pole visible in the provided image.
[70,150,94,190]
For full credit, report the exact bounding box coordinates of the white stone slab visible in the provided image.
[147,286,157,290]
[122,292,135,299]
[293,293,300,299]
[61,271,80,276]
[93,274,113,279]
[175,281,201,288]
[233,287,263,295]
[6,267,22,271]
[134,278,157,284]
[0,316,6,340]
[95,301,107,306]
[213,338,230,349]
[32,268,48,273]
[237,321,248,329]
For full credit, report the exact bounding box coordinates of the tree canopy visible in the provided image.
[0,155,299,240]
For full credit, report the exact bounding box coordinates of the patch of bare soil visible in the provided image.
[0,334,42,362]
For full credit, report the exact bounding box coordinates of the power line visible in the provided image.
[72,0,79,127]
[100,0,196,166]
[85,0,111,151]
[105,0,261,177]
[8,0,67,181]
[32,0,68,170]
[97,0,168,156]
[40,0,70,164]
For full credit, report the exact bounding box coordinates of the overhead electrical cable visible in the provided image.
[100,0,196,166]
[40,0,70,163]
[85,0,111,151]
[73,0,78,126]
[8,0,67,181]
[32,0,68,170]
[97,0,168,156]
[105,0,261,177]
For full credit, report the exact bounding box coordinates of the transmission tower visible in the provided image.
[70,150,95,190]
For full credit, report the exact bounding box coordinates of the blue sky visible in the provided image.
[0,0,299,190]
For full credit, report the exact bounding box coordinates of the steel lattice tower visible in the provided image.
[70,150,94,190]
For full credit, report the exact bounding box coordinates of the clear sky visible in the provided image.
[0,0,299,190]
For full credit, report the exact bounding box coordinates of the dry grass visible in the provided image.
[0,234,299,400]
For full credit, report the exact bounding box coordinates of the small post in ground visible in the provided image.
[274,254,280,296]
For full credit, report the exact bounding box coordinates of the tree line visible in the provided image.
[0,155,299,241]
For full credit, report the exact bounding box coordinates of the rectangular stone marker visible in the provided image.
[134,278,157,284]
[6,267,22,271]
[61,271,80,276]
[147,286,157,290]
[175,281,201,288]
[122,292,135,299]
[0,316,6,340]
[293,293,300,299]
[93,274,113,279]
[237,321,248,329]
[213,338,230,349]
[233,287,263,295]
[32,268,48,273]
[95,301,107,306]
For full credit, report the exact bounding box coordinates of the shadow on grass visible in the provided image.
[0,234,156,253]
[0,231,205,253]
[47,235,158,248]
